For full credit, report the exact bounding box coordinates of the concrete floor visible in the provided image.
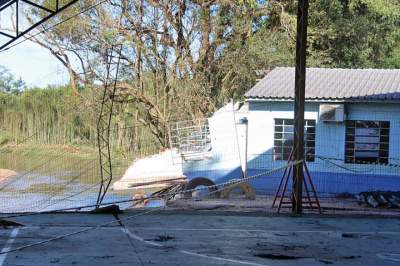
[0,211,399,265]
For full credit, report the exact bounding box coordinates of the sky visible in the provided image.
[0,39,69,88]
[0,2,70,88]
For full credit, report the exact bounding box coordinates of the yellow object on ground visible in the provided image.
[220,182,256,200]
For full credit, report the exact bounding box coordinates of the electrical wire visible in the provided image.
[1,162,304,255]
[116,213,145,266]
[31,159,97,207]
[0,160,302,219]
[0,0,109,53]
[0,162,302,257]
[0,207,162,255]
[0,151,70,191]
[0,132,39,152]
[316,155,400,171]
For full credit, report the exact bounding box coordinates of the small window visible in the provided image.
[345,120,389,164]
[273,119,316,162]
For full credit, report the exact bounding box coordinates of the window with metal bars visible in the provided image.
[273,119,316,162]
[345,120,390,164]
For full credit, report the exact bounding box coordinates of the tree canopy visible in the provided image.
[1,0,399,149]
[0,66,25,93]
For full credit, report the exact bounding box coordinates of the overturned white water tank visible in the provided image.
[113,149,186,191]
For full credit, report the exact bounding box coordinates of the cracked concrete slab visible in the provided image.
[0,211,399,265]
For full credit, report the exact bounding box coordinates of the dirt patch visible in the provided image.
[0,169,17,181]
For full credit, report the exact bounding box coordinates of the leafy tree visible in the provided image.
[267,0,400,68]
[4,0,398,148]
[310,0,400,68]
[0,66,25,93]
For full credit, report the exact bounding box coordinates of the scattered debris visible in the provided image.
[90,204,122,214]
[366,194,380,208]
[341,233,367,239]
[91,255,115,259]
[254,253,302,260]
[132,184,184,208]
[342,233,357,238]
[49,258,60,263]
[144,198,166,208]
[319,259,334,264]
[151,235,175,242]
[253,242,360,262]
[341,256,359,259]
[334,192,355,199]
[0,219,24,228]
[357,191,400,208]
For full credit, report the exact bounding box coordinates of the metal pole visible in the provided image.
[293,0,309,214]
[243,117,248,179]
[238,117,248,179]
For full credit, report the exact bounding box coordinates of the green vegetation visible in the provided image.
[0,86,93,145]
[0,66,25,94]
[0,0,399,155]
[0,86,159,158]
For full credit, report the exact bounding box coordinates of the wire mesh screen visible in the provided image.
[2,104,400,215]
[0,146,131,213]
[170,119,211,158]
[1,103,400,216]
[0,81,400,214]
[109,105,400,216]
[0,120,167,214]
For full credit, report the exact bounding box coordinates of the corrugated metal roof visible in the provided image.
[245,67,400,101]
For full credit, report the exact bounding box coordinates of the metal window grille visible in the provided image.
[273,118,316,161]
[345,120,390,164]
[170,119,211,159]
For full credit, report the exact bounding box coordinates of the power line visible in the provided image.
[0,0,108,53]
[0,208,161,255]
[25,65,68,88]
[0,163,301,254]
[0,161,300,219]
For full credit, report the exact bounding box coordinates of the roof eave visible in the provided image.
[244,97,400,104]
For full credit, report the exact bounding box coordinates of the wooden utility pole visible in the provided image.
[293,0,309,214]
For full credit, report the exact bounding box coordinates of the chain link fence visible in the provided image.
[1,100,400,216]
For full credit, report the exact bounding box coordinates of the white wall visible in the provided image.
[246,101,319,158]
[245,100,400,174]
[183,100,400,176]
[347,103,400,161]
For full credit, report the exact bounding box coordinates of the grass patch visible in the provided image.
[2,144,98,159]
[0,131,13,146]
[21,183,70,194]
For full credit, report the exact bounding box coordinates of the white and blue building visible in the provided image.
[115,67,400,196]
[182,67,400,196]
